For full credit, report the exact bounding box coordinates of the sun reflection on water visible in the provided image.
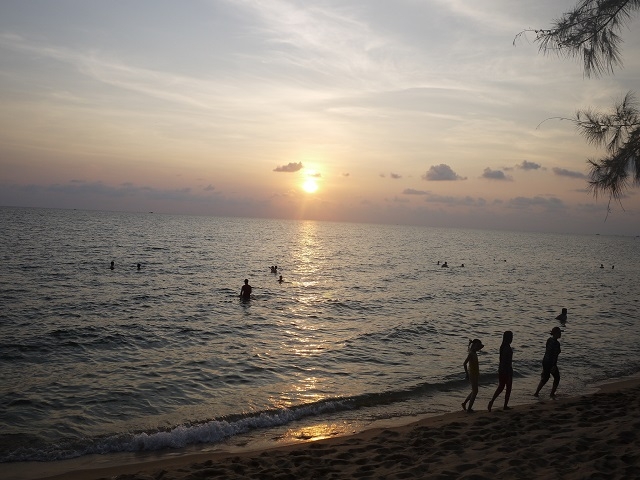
[268,221,345,412]
[278,422,352,442]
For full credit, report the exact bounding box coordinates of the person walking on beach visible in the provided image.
[462,338,484,412]
[534,327,562,398]
[487,331,513,412]
[240,279,252,300]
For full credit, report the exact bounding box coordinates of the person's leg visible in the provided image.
[467,378,479,411]
[534,367,550,396]
[550,367,560,397]
[462,391,471,410]
[503,375,513,409]
[488,377,505,411]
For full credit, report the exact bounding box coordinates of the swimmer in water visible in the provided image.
[555,308,567,323]
[240,279,252,300]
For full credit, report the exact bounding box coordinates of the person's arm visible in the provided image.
[463,354,470,378]
[553,342,561,365]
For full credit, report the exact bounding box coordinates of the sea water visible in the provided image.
[1,206,639,463]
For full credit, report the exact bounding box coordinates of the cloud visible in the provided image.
[422,164,466,181]
[507,196,565,210]
[342,173,350,177]
[552,167,588,179]
[403,188,429,195]
[402,189,485,206]
[390,172,402,179]
[230,0,403,89]
[273,162,303,172]
[5,180,219,203]
[204,184,215,191]
[481,168,512,181]
[517,160,542,170]
[308,172,321,178]
[424,194,487,207]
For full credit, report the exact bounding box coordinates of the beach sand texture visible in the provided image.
[11,377,638,480]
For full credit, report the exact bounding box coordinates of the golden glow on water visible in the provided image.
[267,220,340,411]
[280,422,351,442]
[294,221,322,277]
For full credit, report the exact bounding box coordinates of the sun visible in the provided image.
[302,178,318,193]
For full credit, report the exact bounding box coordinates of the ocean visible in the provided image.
[1,206,639,464]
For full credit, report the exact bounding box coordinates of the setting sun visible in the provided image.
[302,178,318,193]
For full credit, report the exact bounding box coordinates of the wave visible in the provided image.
[0,378,468,463]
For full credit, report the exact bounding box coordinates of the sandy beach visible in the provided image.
[5,377,639,480]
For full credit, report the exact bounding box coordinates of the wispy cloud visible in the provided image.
[403,188,429,195]
[424,194,487,207]
[507,195,565,210]
[5,180,219,202]
[552,167,587,179]
[226,0,405,90]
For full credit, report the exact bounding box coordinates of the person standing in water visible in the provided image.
[487,331,513,411]
[534,327,562,398]
[240,279,252,300]
[462,338,484,412]
[555,308,567,323]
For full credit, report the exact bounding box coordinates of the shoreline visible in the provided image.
[6,375,640,480]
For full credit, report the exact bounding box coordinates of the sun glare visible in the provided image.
[302,178,318,193]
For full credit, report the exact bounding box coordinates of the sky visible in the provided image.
[1,0,639,235]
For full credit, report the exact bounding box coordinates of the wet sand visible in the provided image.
[8,377,640,480]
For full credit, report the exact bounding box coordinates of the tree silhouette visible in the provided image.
[517,0,640,204]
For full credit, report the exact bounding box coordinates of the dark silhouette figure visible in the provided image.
[462,338,484,412]
[534,327,562,398]
[488,331,513,411]
[110,261,114,270]
[240,279,252,300]
[278,275,283,283]
[600,264,604,268]
[137,263,141,270]
[441,261,448,268]
[555,308,567,323]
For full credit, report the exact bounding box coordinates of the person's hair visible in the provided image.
[502,331,513,343]
[468,338,482,351]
